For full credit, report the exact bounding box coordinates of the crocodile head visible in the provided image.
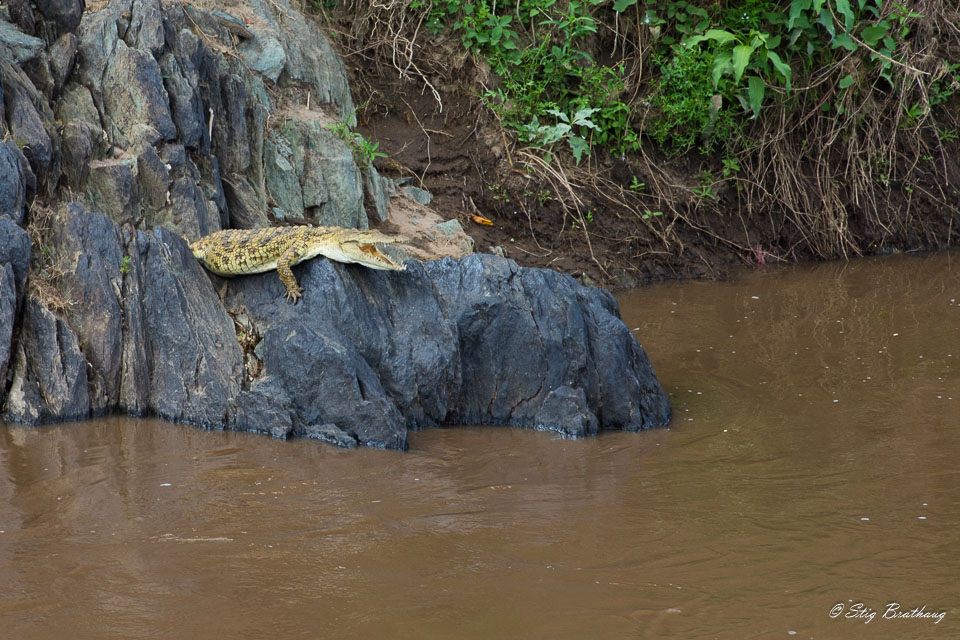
[329,229,409,271]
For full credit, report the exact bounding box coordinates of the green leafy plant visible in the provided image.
[325,121,387,169]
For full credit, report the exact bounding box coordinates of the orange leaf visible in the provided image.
[471,215,494,226]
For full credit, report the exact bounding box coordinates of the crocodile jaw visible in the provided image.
[321,241,406,271]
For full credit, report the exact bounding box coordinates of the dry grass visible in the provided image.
[25,204,74,315]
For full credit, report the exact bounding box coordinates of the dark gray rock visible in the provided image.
[0,18,45,65]
[219,253,670,448]
[222,173,268,229]
[40,204,242,423]
[0,265,17,403]
[362,166,389,224]
[7,0,36,36]
[48,32,79,97]
[49,204,125,414]
[75,6,119,101]
[534,386,599,438]
[126,0,164,55]
[256,321,407,448]
[60,121,94,190]
[2,61,60,195]
[294,423,358,449]
[85,157,140,225]
[22,52,54,98]
[6,208,670,447]
[154,176,219,241]
[0,141,30,224]
[158,51,204,149]
[138,225,243,425]
[231,376,294,439]
[102,39,175,148]
[2,298,91,425]
[0,221,30,403]
[34,0,85,38]
[0,218,31,293]
[136,146,170,211]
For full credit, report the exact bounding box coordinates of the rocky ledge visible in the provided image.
[1,205,670,449]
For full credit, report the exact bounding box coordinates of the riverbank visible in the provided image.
[321,1,960,287]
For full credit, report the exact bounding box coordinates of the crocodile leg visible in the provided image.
[277,241,306,303]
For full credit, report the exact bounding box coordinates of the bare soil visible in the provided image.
[338,31,960,290]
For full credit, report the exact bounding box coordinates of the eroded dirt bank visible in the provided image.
[326,2,960,288]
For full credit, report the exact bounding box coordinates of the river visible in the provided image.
[2,252,958,639]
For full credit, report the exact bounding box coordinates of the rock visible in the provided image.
[245,0,354,119]
[0,141,30,224]
[157,176,219,240]
[41,204,243,423]
[434,219,465,237]
[2,298,91,425]
[0,221,30,402]
[0,265,17,403]
[34,0,85,38]
[220,253,670,447]
[0,218,30,299]
[47,33,79,98]
[265,122,367,229]
[212,72,251,174]
[137,225,243,425]
[8,207,670,446]
[231,376,294,439]
[75,6,119,101]
[222,173,269,229]
[534,386,598,437]
[363,165,388,223]
[294,423,358,449]
[611,268,639,290]
[85,157,140,225]
[56,82,102,129]
[49,204,126,414]
[402,185,432,205]
[238,23,286,82]
[136,146,170,211]
[126,0,165,55]
[60,121,94,190]
[7,0,36,36]
[1,62,60,196]
[102,39,175,148]
[0,19,45,65]
[23,52,55,98]
[254,321,407,448]
[158,51,204,149]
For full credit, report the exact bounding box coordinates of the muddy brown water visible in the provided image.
[3,253,960,639]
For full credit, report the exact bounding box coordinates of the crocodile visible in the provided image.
[189,226,408,303]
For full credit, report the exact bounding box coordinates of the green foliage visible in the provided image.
[649,46,741,154]
[407,0,945,161]
[119,255,132,275]
[419,0,636,160]
[325,121,387,169]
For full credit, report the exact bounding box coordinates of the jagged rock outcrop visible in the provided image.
[0,205,670,448]
[1,0,386,241]
[0,0,672,446]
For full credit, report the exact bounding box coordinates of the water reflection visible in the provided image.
[2,252,959,639]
